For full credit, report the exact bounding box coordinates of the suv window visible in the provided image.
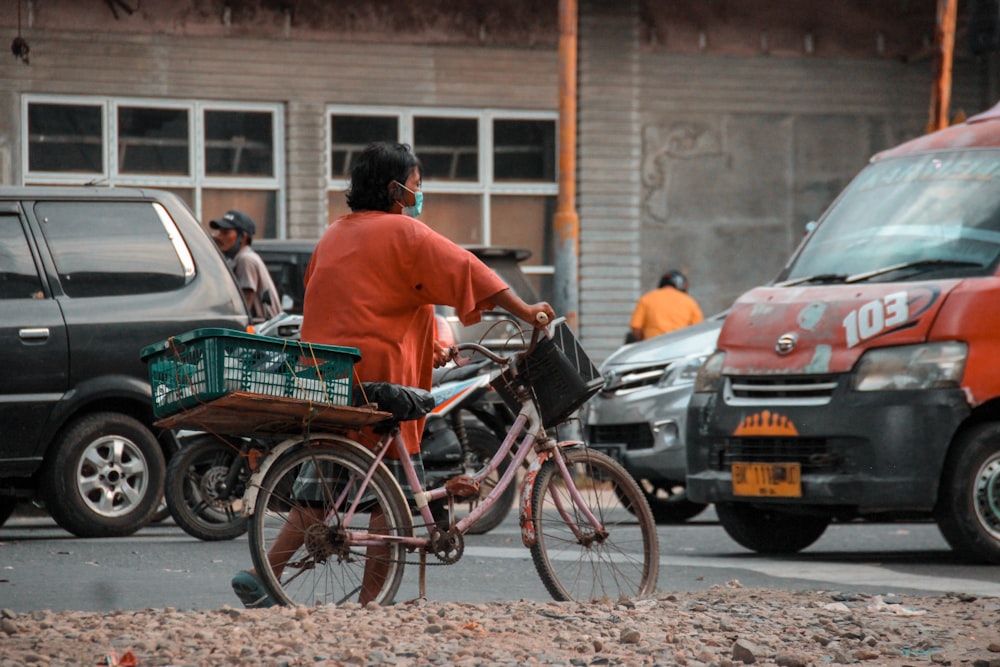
[0,216,44,300]
[34,201,189,297]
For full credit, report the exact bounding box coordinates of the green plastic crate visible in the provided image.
[141,328,360,418]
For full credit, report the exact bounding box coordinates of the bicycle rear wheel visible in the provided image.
[530,447,659,601]
[248,443,411,606]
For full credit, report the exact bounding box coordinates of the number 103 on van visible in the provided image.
[842,291,908,348]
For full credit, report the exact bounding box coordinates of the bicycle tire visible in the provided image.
[529,447,659,601]
[248,442,411,606]
[460,423,516,535]
[165,435,248,541]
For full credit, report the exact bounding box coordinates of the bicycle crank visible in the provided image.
[428,526,464,564]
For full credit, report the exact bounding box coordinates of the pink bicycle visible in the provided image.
[241,317,660,605]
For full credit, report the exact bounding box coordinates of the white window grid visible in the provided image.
[326,105,558,279]
[21,94,286,235]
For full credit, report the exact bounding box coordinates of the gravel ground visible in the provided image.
[1,585,998,667]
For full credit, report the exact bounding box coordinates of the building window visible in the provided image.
[493,119,556,182]
[118,106,189,175]
[205,109,274,177]
[330,115,398,176]
[415,116,478,181]
[327,106,558,300]
[23,96,284,238]
[28,102,103,174]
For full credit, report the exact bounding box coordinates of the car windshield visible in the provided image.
[785,150,1000,284]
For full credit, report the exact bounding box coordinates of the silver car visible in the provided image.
[582,316,724,523]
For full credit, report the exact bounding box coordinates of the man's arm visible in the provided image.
[490,288,555,327]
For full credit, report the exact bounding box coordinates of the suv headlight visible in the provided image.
[693,351,725,393]
[852,342,967,391]
[658,353,709,388]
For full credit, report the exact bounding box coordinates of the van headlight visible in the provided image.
[851,342,967,391]
[693,351,726,393]
[658,353,709,388]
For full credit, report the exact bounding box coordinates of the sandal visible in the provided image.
[231,570,276,608]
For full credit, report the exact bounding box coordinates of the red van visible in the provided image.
[686,101,1000,562]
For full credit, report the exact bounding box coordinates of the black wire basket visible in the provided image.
[493,322,603,428]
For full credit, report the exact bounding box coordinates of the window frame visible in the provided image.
[21,94,286,236]
[326,105,558,281]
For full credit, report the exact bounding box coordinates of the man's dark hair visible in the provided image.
[345,142,421,212]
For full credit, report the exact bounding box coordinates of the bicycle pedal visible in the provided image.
[444,475,479,498]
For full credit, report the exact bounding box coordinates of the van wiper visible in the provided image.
[777,259,984,288]
[775,273,850,287]
[843,259,985,283]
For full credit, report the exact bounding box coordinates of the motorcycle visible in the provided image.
[164,313,517,541]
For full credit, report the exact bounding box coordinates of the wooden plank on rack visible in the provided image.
[154,392,391,436]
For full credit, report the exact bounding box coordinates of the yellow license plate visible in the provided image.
[731,462,802,498]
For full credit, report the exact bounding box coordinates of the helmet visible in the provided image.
[658,269,688,292]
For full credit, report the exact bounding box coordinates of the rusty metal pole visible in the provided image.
[927,0,958,133]
[553,0,579,330]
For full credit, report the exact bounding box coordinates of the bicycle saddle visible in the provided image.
[353,382,435,433]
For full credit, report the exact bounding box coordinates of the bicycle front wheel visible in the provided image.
[530,447,659,601]
[248,443,411,606]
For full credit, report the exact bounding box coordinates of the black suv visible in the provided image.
[1,187,249,536]
[254,240,541,349]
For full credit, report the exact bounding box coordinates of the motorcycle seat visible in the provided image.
[431,357,491,384]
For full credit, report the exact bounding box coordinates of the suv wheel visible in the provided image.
[42,413,165,538]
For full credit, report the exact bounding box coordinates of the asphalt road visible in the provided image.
[2,506,998,613]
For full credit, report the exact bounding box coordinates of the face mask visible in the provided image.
[405,190,424,218]
[223,233,243,259]
[394,181,423,218]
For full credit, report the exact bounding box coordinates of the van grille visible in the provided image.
[726,374,839,406]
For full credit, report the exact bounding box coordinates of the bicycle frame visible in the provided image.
[333,385,604,551]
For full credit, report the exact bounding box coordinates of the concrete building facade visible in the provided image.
[2,0,997,360]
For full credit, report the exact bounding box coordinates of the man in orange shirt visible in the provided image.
[232,142,553,607]
[629,269,703,342]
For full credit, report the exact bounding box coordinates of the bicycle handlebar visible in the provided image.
[448,312,557,367]
[448,341,510,365]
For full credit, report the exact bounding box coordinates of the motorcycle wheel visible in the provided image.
[453,423,516,535]
[165,434,248,541]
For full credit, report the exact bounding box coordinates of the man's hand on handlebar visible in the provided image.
[526,302,555,328]
[490,289,554,329]
[432,340,451,368]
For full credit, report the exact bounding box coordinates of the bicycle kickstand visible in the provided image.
[418,547,428,600]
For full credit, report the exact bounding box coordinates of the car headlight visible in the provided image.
[852,342,967,391]
[693,351,726,393]
[658,353,709,388]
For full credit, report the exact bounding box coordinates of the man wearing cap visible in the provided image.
[210,209,282,321]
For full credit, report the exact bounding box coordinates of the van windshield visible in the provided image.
[786,150,1000,283]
